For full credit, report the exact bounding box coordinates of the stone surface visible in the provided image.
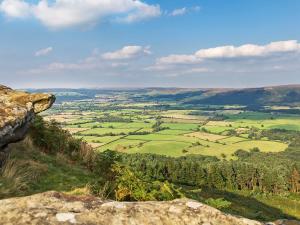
[0,191,264,225]
[0,85,55,150]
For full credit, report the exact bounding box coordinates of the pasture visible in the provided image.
[43,100,299,159]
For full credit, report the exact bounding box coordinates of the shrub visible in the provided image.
[205,198,231,209]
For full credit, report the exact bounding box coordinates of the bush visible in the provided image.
[205,198,231,209]
[111,162,184,201]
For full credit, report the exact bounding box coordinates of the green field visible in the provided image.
[43,99,300,159]
[38,89,300,221]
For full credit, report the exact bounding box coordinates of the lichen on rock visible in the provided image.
[0,191,264,225]
[0,85,55,150]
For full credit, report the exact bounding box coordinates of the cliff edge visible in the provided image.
[0,85,55,151]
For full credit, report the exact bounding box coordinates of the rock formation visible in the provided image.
[0,191,264,225]
[0,85,55,150]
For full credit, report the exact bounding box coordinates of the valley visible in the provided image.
[43,88,299,159]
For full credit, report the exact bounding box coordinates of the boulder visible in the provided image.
[0,191,263,225]
[0,85,55,150]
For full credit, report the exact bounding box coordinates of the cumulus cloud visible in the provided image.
[24,40,300,79]
[28,45,151,74]
[157,40,300,65]
[0,0,30,18]
[158,54,200,64]
[102,46,151,60]
[170,7,187,16]
[195,40,300,59]
[144,40,300,77]
[169,6,200,17]
[35,47,53,56]
[0,0,161,29]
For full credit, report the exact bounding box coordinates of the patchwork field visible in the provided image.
[43,96,299,160]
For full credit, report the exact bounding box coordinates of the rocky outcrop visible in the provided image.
[0,85,55,150]
[0,191,265,225]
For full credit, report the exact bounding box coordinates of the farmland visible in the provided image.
[34,88,300,220]
[42,89,299,160]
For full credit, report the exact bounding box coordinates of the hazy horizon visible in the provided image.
[12,83,300,91]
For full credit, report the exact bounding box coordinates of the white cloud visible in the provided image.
[146,40,300,77]
[24,40,300,79]
[0,0,161,29]
[157,40,300,65]
[0,0,30,18]
[170,7,187,16]
[28,45,150,74]
[195,40,300,59]
[102,46,151,60]
[169,6,201,17]
[35,47,53,57]
[158,54,200,64]
[116,2,161,23]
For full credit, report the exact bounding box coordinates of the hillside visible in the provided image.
[30,85,300,107]
[142,85,300,106]
[184,85,300,106]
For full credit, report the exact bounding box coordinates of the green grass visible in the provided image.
[98,139,146,152]
[126,133,197,143]
[67,122,127,128]
[220,136,247,144]
[75,135,124,144]
[162,123,200,130]
[1,141,99,199]
[29,152,98,194]
[187,140,288,159]
[228,118,300,131]
[128,141,191,157]
[268,123,300,131]
[185,187,300,221]
[118,122,154,128]
[157,129,190,135]
[202,125,230,134]
[79,128,138,135]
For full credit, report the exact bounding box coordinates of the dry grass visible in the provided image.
[89,142,105,148]
[43,115,77,123]
[63,127,90,134]
[162,118,204,124]
[236,127,249,134]
[78,142,96,170]
[66,184,93,196]
[0,157,48,198]
[207,121,233,126]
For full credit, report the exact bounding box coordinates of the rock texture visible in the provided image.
[0,85,55,150]
[0,191,264,225]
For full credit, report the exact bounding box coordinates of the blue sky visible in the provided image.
[0,0,300,88]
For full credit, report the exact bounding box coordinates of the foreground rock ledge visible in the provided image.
[0,85,55,150]
[0,191,265,225]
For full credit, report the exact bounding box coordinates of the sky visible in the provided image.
[0,0,300,89]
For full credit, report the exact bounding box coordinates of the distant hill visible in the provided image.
[143,85,300,106]
[28,85,300,106]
